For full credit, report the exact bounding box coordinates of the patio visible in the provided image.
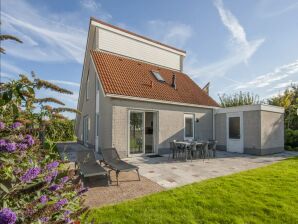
[125,150,298,189]
[57,143,298,207]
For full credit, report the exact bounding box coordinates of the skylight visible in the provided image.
[151,71,165,82]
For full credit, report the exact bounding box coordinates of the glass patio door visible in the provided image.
[129,111,144,154]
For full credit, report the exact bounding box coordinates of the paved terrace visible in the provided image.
[57,143,298,207]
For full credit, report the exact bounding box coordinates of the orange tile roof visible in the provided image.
[91,50,219,107]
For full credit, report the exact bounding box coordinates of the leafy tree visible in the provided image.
[267,84,298,151]
[218,91,261,107]
[267,84,298,130]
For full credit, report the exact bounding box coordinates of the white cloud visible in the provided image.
[235,60,298,90]
[81,0,100,10]
[272,80,297,89]
[186,0,264,79]
[80,0,112,20]
[147,20,192,48]
[0,0,106,63]
[258,1,298,18]
[0,72,16,82]
[1,60,26,75]
[47,80,80,87]
[1,10,86,63]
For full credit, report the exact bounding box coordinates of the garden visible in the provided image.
[1,34,87,223]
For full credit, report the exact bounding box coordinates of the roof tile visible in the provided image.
[91,50,219,107]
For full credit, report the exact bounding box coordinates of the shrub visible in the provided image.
[0,121,87,223]
[285,128,298,151]
[45,119,76,142]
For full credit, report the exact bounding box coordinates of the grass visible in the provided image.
[83,157,298,224]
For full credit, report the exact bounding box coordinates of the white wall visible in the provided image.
[93,22,185,71]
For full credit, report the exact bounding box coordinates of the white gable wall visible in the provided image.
[92,20,185,71]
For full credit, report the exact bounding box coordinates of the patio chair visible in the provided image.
[75,150,109,184]
[208,140,217,158]
[101,148,140,186]
[200,142,209,160]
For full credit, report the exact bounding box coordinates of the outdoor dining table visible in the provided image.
[175,141,204,161]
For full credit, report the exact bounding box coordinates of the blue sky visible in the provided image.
[1,0,298,118]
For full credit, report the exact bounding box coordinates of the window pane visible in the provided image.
[229,117,240,139]
[151,71,165,82]
[185,117,193,138]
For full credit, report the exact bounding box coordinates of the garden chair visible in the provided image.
[101,148,140,186]
[75,150,109,184]
[200,142,209,161]
[208,140,217,158]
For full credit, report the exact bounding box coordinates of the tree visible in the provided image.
[267,84,298,130]
[218,91,261,108]
[267,84,298,151]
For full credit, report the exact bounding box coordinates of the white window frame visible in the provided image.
[83,115,89,146]
[184,114,195,140]
[86,72,89,100]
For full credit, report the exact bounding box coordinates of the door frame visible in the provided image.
[183,113,195,141]
[83,115,89,147]
[127,109,158,157]
[226,112,244,153]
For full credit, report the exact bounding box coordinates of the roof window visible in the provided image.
[151,71,165,82]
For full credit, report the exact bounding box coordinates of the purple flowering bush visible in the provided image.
[0,121,87,223]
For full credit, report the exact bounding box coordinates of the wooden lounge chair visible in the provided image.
[75,150,109,184]
[101,148,140,186]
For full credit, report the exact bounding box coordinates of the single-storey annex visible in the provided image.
[75,17,284,157]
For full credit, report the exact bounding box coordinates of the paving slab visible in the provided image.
[125,151,298,189]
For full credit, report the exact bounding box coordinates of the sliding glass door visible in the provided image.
[129,111,144,154]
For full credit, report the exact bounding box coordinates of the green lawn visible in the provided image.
[83,157,298,224]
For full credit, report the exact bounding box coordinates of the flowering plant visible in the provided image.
[0,121,87,223]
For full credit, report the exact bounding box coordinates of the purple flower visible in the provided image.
[0,140,16,152]
[49,184,60,191]
[44,174,53,183]
[77,187,88,196]
[0,121,5,130]
[11,122,22,129]
[21,167,41,183]
[5,142,16,152]
[39,217,49,223]
[44,170,58,183]
[0,139,6,150]
[40,195,48,204]
[60,176,69,184]
[22,135,35,146]
[17,143,28,151]
[46,161,59,170]
[64,217,71,223]
[54,198,68,210]
[64,210,71,216]
[0,208,17,224]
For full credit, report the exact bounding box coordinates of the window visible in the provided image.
[184,114,194,139]
[151,71,165,82]
[86,72,89,100]
[229,117,240,139]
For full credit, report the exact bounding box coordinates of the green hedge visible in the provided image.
[285,128,298,151]
[45,119,76,142]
